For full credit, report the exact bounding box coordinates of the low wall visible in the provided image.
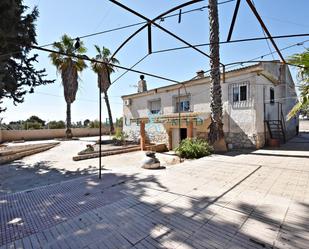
[0,128,109,143]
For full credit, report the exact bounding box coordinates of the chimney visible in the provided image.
[137,75,147,93]
[196,70,205,78]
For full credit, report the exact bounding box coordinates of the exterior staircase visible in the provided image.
[265,120,286,144]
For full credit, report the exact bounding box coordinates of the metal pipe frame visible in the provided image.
[226,0,241,42]
[245,0,286,63]
[109,0,225,67]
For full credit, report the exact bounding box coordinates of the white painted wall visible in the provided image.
[122,62,298,147]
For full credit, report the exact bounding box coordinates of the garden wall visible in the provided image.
[0,128,109,143]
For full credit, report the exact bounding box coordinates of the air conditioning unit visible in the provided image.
[124,99,131,106]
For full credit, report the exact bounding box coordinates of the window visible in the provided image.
[176,95,190,112]
[240,85,247,101]
[149,99,161,114]
[232,84,248,103]
[233,87,239,102]
[270,88,275,104]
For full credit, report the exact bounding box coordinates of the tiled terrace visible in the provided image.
[0,133,309,248]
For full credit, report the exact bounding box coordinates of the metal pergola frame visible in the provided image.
[30,0,299,179]
[227,0,286,63]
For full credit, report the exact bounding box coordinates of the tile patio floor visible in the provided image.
[0,133,309,248]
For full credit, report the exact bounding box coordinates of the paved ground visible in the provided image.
[0,127,309,248]
[0,136,179,196]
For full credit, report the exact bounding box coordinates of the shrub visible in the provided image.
[175,138,213,159]
[47,120,65,129]
[113,128,128,145]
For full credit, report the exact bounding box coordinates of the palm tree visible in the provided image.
[49,34,87,138]
[287,48,309,119]
[208,0,225,150]
[91,45,119,134]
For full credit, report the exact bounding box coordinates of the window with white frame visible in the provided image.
[232,83,249,103]
[149,99,161,114]
[176,95,190,112]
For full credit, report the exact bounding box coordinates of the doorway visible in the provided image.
[180,128,187,141]
[172,128,188,149]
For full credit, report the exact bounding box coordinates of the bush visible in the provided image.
[175,138,213,159]
[113,128,128,145]
[47,120,65,129]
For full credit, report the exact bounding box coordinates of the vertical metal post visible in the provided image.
[99,83,102,179]
[147,23,152,54]
[178,87,181,145]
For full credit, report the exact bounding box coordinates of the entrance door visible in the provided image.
[172,128,187,149]
[180,128,187,141]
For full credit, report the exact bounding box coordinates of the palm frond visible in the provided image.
[102,47,111,58]
[287,48,309,82]
[94,45,101,55]
[77,42,87,54]
[76,58,87,71]
[287,102,302,120]
[61,34,74,53]
[110,57,119,65]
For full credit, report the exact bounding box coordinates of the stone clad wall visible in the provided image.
[145,123,169,145]
[225,132,265,149]
[123,122,169,145]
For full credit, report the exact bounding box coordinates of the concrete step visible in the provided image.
[0,142,60,165]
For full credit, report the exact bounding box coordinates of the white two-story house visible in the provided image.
[122,61,299,149]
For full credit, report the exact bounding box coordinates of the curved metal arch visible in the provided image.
[109,0,223,65]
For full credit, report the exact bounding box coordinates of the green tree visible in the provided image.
[26,115,45,126]
[89,120,100,128]
[23,122,42,130]
[49,34,87,138]
[208,0,225,151]
[0,0,54,112]
[83,119,90,127]
[91,46,119,134]
[47,120,65,129]
[287,49,309,119]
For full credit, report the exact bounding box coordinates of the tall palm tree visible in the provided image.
[49,34,87,138]
[208,0,225,149]
[91,45,119,134]
[287,48,309,119]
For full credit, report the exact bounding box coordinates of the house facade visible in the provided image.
[122,61,299,149]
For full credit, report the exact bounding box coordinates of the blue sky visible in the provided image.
[3,0,309,123]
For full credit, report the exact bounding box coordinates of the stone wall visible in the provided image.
[124,124,140,142]
[145,123,169,145]
[0,128,109,143]
[123,123,169,145]
[225,132,265,149]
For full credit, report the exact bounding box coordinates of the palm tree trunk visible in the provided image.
[103,90,114,133]
[208,0,224,144]
[66,102,73,138]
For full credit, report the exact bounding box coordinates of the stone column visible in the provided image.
[140,121,146,151]
[187,119,194,139]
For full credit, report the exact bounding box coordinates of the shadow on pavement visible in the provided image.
[0,160,98,196]
[1,167,308,248]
